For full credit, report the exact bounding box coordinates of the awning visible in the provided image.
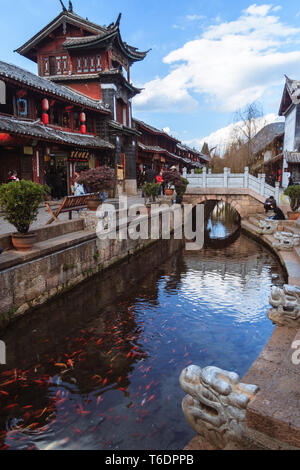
[285,152,300,163]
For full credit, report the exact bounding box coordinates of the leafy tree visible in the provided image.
[76,166,116,193]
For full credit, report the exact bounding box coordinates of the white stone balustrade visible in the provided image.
[185,167,284,204]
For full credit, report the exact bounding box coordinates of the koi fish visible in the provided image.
[54,363,68,369]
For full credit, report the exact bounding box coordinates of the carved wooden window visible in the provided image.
[77,58,82,73]
[83,57,88,72]
[62,56,68,73]
[44,57,49,76]
[90,57,95,72]
[56,57,61,75]
[96,56,101,71]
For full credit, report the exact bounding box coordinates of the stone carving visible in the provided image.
[272,231,300,251]
[179,365,259,448]
[257,219,278,235]
[268,284,300,327]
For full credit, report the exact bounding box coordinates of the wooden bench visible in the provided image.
[45,193,101,224]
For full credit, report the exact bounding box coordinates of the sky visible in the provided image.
[1,0,300,152]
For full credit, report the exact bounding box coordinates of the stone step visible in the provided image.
[244,326,300,449]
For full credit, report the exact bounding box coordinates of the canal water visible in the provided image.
[0,209,285,450]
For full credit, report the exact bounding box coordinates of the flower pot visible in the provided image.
[287,211,300,221]
[165,189,174,196]
[11,232,37,251]
[87,197,102,211]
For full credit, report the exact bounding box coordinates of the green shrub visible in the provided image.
[284,185,300,211]
[175,177,189,197]
[142,182,159,202]
[0,180,49,233]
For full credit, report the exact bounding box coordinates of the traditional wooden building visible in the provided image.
[15,2,149,194]
[0,60,113,193]
[279,75,300,186]
[250,122,284,186]
[133,118,208,187]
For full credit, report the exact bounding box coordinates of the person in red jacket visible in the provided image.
[156,170,164,195]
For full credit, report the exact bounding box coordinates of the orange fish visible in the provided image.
[54,363,68,369]
[147,395,155,403]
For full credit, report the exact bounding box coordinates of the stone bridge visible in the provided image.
[183,167,285,219]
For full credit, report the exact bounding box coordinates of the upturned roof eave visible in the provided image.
[15,11,107,58]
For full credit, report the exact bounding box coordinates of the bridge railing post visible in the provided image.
[202,166,207,188]
[244,167,249,189]
[223,167,228,188]
[275,182,280,204]
[183,168,187,179]
[260,173,266,196]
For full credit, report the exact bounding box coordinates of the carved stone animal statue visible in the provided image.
[257,219,278,235]
[272,231,300,251]
[179,365,258,448]
[268,284,300,327]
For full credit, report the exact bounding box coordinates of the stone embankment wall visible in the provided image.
[0,208,182,328]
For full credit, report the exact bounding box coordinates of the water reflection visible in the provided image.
[206,201,240,245]
[0,235,285,450]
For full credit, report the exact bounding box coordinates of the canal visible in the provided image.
[0,206,285,450]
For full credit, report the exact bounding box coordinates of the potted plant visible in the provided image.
[0,180,49,251]
[283,185,300,220]
[175,177,189,204]
[75,166,117,211]
[142,182,159,213]
[163,169,183,196]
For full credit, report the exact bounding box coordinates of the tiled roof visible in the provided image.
[134,119,180,142]
[0,114,114,149]
[177,143,210,162]
[252,122,284,155]
[138,142,201,167]
[63,26,149,61]
[16,11,108,56]
[0,60,108,113]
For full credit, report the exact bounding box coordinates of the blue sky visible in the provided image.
[2,1,300,150]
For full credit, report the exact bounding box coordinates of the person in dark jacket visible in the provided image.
[269,206,285,220]
[264,196,277,213]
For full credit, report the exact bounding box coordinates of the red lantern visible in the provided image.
[42,98,49,111]
[80,112,86,123]
[80,124,86,134]
[42,113,49,125]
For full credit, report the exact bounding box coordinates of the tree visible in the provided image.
[201,142,211,157]
[232,101,265,167]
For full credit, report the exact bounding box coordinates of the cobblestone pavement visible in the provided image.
[0,195,148,236]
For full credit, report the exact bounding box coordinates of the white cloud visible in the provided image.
[185,113,284,156]
[134,4,300,113]
[186,14,206,21]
